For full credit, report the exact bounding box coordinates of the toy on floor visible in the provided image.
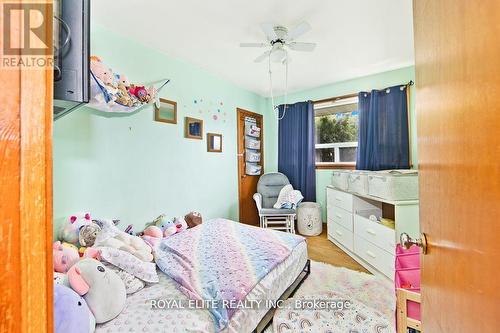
[67,258,126,324]
[94,219,153,262]
[54,283,96,333]
[185,211,203,228]
[53,241,80,273]
[59,212,92,245]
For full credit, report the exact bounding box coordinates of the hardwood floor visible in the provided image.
[304,229,369,273]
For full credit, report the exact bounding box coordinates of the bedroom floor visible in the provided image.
[305,229,369,273]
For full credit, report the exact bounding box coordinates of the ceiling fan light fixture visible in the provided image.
[271,45,287,62]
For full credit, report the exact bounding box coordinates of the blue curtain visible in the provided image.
[356,85,410,170]
[278,101,316,202]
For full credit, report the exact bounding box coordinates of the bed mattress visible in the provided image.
[96,240,308,333]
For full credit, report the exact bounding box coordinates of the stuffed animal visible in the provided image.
[185,211,203,228]
[173,216,188,233]
[94,219,154,262]
[54,284,96,333]
[53,272,69,287]
[53,241,80,273]
[90,56,114,86]
[59,212,92,245]
[143,225,163,238]
[128,85,148,102]
[79,222,101,247]
[116,74,130,88]
[115,83,135,106]
[154,214,177,237]
[67,258,126,324]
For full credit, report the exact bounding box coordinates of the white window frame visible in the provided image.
[314,96,359,167]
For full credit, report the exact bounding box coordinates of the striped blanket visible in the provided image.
[154,218,305,331]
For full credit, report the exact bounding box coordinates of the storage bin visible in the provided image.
[246,163,262,176]
[246,149,261,163]
[347,171,369,195]
[367,170,418,201]
[331,170,352,190]
[245,138,261,150]
[297,202,322,236]
[395,244,421,321]
[245,124,261,138]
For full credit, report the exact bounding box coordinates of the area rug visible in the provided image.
[264,260,395,332]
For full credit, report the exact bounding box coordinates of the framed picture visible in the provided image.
[155,98,177,124]
[207,133,222,152]
[185,117,203,140]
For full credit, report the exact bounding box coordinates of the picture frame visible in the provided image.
[154,98,177,124]
[207,133,223,152]
[185,117,203,140]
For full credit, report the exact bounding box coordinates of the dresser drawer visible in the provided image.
[327,207,353,232]
[327,187,353,212]
[354,234,395,279]
[354,214,396,253]
[329,222,354,252]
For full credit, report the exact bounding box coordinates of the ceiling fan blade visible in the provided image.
[254,50,271,63]
[288,42,316,52]
[260,23,277,41]
[287,22,311,40]
[239,42,268,48]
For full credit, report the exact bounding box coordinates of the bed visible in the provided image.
[96,218,309,333]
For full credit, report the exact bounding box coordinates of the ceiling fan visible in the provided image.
[240,22,316,63]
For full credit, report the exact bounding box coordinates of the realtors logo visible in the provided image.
[1,2,53,68]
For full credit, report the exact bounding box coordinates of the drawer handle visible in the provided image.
[335,230,343,236]
[335,197,342,201]
[366,229,377,236]
[366,250,376,258]
[335,213,342,218]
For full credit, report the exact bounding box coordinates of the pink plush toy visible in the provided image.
[90,56,114,86]
[152,215,188,238]
[174,217,188,233]
[143,225,163,238]
[53,241,80,273]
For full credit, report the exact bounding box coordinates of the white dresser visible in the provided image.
[326,185,419,280]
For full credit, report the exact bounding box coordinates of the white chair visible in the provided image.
[253,172,296,233]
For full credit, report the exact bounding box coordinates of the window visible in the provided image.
[314,96,359,168]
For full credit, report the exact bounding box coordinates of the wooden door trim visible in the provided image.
[236,108,264,223]
[0,1,54,331]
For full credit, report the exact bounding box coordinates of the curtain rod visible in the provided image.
[313,80,414,104]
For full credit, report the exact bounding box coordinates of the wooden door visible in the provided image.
[0,1,54,332]
[237,108,264,225]
[413,1,500,332]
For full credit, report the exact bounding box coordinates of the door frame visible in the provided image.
[236,108,264,223]
[0,1,54,331]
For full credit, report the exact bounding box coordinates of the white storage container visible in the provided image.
[331,170,351,190]
[347,171,370,195]
[367,170,419,201]
[246,163,262,176]
[246,149,261,162]
[245,124,261,138]
[245,138,261,150]
[297,202,322,236]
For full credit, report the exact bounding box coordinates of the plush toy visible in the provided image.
[174,216,188,233]
[67,258,126,324]
[154,214,177,237]
[143,225,163,238]
[115,83,135,106]
[185,211,203,228]
[128,85,148,101]
[94,219,154,262]
[90,56,114,86]
[79,222,101,247]
[54,284,96,333]
[53,241,80,273]
[54,272,70,287]
[116,74,130,88]
[59,212,92,245]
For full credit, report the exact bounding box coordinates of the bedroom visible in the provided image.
[1,0,499,333]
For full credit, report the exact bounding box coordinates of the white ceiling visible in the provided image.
[92,0,414,97]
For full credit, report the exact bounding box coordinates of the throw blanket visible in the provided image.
[154,218,305,331]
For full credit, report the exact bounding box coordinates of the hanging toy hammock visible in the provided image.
[88,55,170,113]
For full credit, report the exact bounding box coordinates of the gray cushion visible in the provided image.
[259,208,296,215]
[257,173,290,208]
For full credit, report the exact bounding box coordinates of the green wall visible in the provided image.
[268,66,417,221]
[53,25,271,234]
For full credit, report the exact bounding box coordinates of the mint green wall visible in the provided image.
[53,25,271,234]
[268,67,417,221]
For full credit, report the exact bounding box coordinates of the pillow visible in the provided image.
[96,246,159,283]
[273,184,304,209]
[103,263,145,294]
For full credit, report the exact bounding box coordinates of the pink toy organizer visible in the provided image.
[395,244,421,321]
